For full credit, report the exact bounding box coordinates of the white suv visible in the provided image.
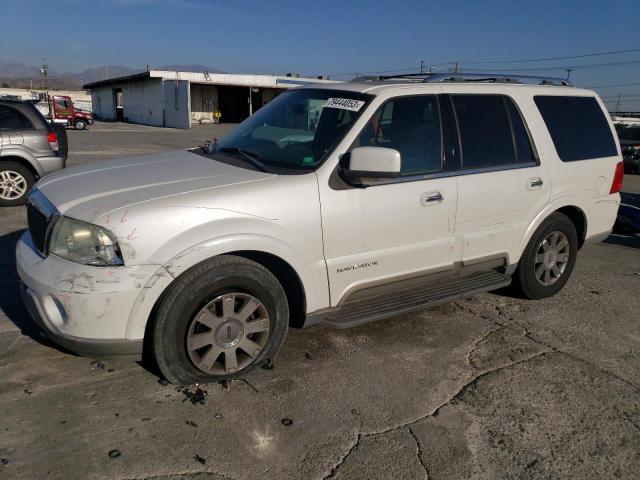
[16,74,623,384]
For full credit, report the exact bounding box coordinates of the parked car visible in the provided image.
[613,193,640,235]
[617,125,640,173]
[35,94,93,130]
[0,99,66,206]
[16,74,622,384]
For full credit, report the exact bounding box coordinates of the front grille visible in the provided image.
[27,202,49,254]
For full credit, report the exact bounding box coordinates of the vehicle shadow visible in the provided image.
[603,234,640,250]
[0,229,60,350]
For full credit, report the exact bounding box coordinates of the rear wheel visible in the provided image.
[511,212,578,299]
[152,255,289,385]
[0,161,35,207]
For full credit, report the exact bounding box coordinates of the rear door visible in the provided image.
[0,104,49,158]
[447,93,551,266]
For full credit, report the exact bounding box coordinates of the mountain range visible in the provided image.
[0,62,224,90]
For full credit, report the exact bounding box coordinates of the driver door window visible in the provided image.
[353,95,442,176]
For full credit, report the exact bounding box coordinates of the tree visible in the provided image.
[0,82,10,88]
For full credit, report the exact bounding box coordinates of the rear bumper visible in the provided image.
[36,154,65,176]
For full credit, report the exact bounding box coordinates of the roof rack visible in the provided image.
[351,72,572,87]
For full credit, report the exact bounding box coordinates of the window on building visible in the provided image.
[534,96,618,162]
[452,95,516,169]
[0,105,33,130]
[353,95,442,175]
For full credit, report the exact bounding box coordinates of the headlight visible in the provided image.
[50,216,124,266]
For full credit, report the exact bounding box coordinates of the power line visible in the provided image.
[588,81,640,89]
[599,93,640,99]
[458,48,640,65]
[460,59,640,72]
[325,48,640,78]
[326,61,453,77]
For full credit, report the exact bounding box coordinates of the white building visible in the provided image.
[83,70,339,129]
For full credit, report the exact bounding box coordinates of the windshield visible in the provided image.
[216,89,372,170]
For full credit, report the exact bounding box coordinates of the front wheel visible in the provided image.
[74,119,87,130]
[152,255,289,385]
[511,212,578,300]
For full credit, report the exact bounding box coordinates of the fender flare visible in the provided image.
[518,195,589,257]
[0,150,43,177]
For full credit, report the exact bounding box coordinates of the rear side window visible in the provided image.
[0,105,34,130]
[452,95,516,169]
[534,96,618,161]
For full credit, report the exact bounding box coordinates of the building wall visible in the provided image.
[91,86,116,120]
[163,80,191,129]
[90,79,164,126]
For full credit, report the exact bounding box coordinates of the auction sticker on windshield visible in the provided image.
[324,98,366,111]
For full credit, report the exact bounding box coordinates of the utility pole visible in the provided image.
[453,62,459,73]
[40,63,52,121]
[615,92,622,115]
[420,60,425,74]
[565,68,573,81]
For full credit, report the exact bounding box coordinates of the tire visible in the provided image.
[511,212,578,300]
[74,119,86,130]
[152,255,289,385]
[0,161,35,207]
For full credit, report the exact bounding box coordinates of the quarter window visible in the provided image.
[452,95,516,169]
[534,96,618,162]
[353,95,442,175]
[0,105,33,130]
[506,99,535,163]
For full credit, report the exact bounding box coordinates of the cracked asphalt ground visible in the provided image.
[1,122,639,479]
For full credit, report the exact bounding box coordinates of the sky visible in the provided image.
[1,0,640,109]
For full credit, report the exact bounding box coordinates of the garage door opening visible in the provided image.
[217,85,250,123]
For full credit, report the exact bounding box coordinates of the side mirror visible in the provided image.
[340,147,402,187]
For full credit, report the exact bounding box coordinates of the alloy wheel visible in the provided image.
[534,231,570,286]
[0,170,27,200]
[186,292,270,375]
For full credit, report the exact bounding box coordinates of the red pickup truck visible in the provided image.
[36,95,93,130]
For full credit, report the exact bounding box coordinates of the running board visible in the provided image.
[309,270,511,329]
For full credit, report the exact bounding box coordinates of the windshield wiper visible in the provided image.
[219,147,268,172]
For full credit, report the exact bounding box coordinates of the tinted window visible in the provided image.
[0,105,33,130]
[534,96,617,161]
[354,95,441,175]
[452,95,515,168]
[506,99,535,163]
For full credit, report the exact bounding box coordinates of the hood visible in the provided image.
[36,150,274,221]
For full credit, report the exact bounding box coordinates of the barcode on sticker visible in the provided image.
[324,98,365,111]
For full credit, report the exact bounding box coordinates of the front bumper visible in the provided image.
[20,282,142,358]
[16,231,169,359]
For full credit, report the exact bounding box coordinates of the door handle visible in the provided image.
[421,191,444,206]
[527,178,544,190]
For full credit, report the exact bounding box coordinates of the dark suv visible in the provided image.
[0,99,67,206]
[617,125,640,174]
